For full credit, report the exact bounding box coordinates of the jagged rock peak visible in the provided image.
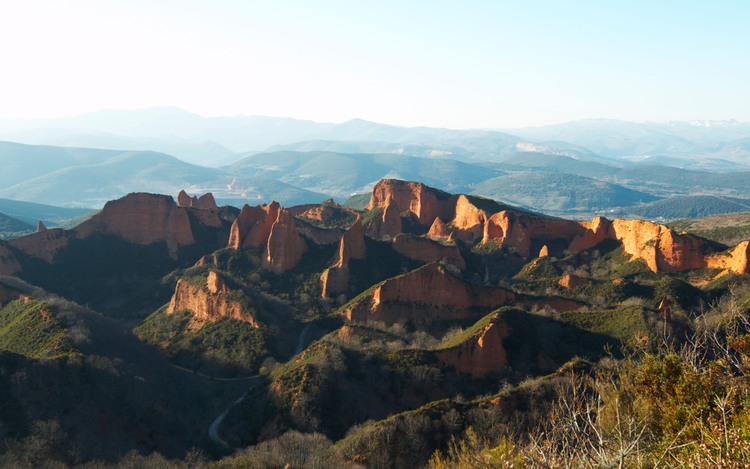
[428,217,453,240]
[167,270,257,329]
[75,192,195,259]
[177,190,218,210]
[263,208,308,274]
[319,216,366,298]
[36,220,47,232]
[366,179,456,225]
[228,202,280,250]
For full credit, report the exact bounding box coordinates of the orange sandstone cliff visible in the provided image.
[177,190,218,210]
[320,217,367,297]
[435,316,510,377]
[366,179,457,226]
[167,271,257,329]
[8,192,203,262]
[340,263,517,325]
[391,234,466,270]
[262,209,308,274]
[364,200,403,239]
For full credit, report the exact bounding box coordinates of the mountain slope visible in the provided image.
[226,150,504,197]
[472,171,657,213]
[0,212,34,239]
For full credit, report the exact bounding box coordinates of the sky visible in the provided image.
[1,0,748,129]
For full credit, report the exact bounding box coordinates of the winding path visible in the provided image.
[200,325,312,450]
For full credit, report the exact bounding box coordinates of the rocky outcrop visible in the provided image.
[228,202,280,249]
[706,241,750,274]
[451,195,489,243]
[558,274,589,289]
[427,217,453,240]
[0,244,21,276]
[538,245,549,258]
[290,199,358,224]
[391,234,466,270]
[36,221,47,232]
[340,263,516,325]
[263,209,308,274]
[166,271,257,329]
[436,317,510,377]
[481,211,587,257]
[569,217,612,252]
[177,190,218,210]
[366,179,457,225]
[5,228,72,264]
[364,201,402,239]
[320,217,366,297]
[75,193,195,258]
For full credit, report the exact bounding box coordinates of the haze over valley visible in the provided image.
[3,1,750,468]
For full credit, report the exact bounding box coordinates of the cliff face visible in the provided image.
[427,217,453,240]
[436,318,510,377]
[291,199,358,224]
[320,217,366,297]
[5,192,235,271]
[558,274,589,289]
[177,190,218,210]
[262,209,308,274]
[166,271,257,329]
[0,244,20,276]
[74,193,196,258]
[366,179,457,226]
[364,201,403,239]
[481,211,587,257]
[340,263,516,325]
[391,234,466,270]
[451,195,488,243]
[228,202,280,250]
[6,228,73,264]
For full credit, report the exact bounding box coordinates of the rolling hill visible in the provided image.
[471,171,657,213]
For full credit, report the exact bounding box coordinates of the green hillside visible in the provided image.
[626,195,750,221]
[0,211,34,239]
[471,171,657,213]
[0,197,93,227]
[226,150,504,197]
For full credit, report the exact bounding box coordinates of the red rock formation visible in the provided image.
[177,190,218,210]
[391,234,466,270]
[6,229,72,264]
[538,245,549,258]
[364,201,403,239]
[569,217,612,252]
[451,195,488,243]
[0,244,21,276]
[366,179,457,225]
[706,241,750,274]
[263,209,308,274]
[228,202,280,249]
[36,221,47,232]
[436,318,510,377]
[340,263,516,325]
[558,274,589,289]
[427,217,453,240]
[167,271,257,329]
[320,217,366,297]
[481,211,587,257]
[74,193,195,258]
[177,190,192,207]
[290,199,358,224]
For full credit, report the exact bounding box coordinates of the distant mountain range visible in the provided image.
[2,108,750,224]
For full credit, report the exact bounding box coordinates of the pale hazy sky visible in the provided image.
[1,0,748,128]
